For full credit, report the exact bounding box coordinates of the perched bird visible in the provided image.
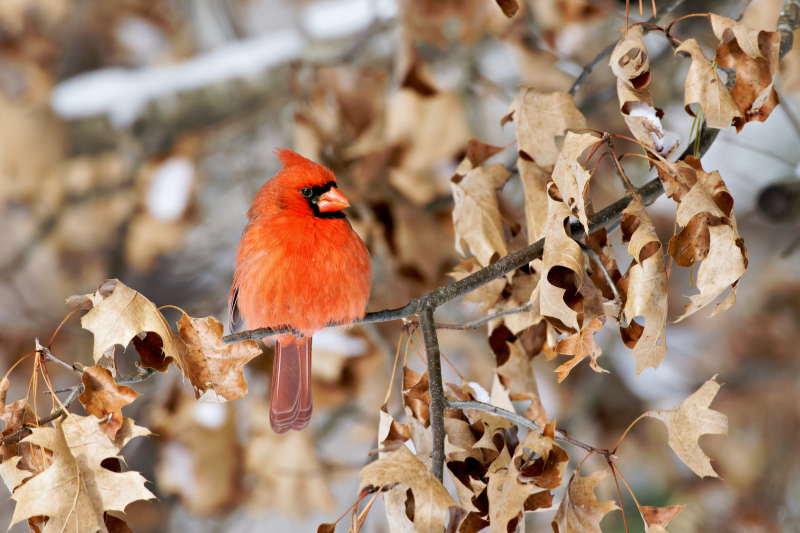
[229,149,371,434]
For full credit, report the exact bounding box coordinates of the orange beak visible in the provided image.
[317,188,350,213]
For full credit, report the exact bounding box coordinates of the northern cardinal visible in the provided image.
[229,149,371,434]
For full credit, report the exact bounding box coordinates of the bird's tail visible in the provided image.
[270,339,313,434]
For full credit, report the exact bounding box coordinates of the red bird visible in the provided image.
[229,150,371,434]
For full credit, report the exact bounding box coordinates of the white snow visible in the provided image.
[467,381,491,403]
[50,30,305,127]
[312,328,368,356]
[193,402,228,428]
[302,0,397,40]
[147,157,195,222]
[627,101,680,156]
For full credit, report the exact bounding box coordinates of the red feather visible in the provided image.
[230,150,371,434]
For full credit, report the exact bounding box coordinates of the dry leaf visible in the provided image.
[610,25,650,89]
[552,468,619,533]
[584,228,621,302]
[359,446,458,533]
[80,279,187,365]
[502,87,586,168]
[493,0,519,18]
[619,198,668,377]
[540,186,584,334]
[638,504,685,533]
[6,416,153,533]
[176,314,262,403]
[555,318,607,382]
[667,167,747,321]
[78,365,140,439]
[496,338,547,426]
[645,376,728,478]
[653,159,698,203]
[488,421,565,532]
[451,163,511,267]
[617,80,679,158]
[675,39,743,129]
[711,14,781,131]
[551,132,600,234]
[519,158,550,243]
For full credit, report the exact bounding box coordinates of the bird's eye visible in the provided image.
[300,188,312,198]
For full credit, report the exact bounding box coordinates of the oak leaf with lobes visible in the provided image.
[551,132,599,234]
[78,365,140,439]
[176,313,262,403]
[552,468,619,533]
[359,446,457,533]
[2,415,153,533]
[502,87,586,168]
[77,279,186,366]
[645,376,728,478]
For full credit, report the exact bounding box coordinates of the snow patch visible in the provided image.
[51,30,305,127]
[193,401,228,426]
[468,381,491,403]
[302,0,397,40]
[147,157,195,222]
[627,102,680,156]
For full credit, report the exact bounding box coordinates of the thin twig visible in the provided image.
[418,307,446,482]
[430,303,533,331]
[447,399,617,460]
[576,242,626,326]
[36,340,83,377]
[568,0,689,96]
[0,365,157,446]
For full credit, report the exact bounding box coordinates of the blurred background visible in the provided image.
[1,0,799,531]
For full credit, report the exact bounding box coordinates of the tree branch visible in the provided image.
[447,400,616,460]
[0,365,157,446]
[432,303,533,331]
[417,307,447,482]
[568,0,690,96]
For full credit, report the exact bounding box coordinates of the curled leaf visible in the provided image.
[555,318,607,382]
[540,185,584,334]
[675,39,742,129]
[619,198,668,377]
[610,25,650,89]
[552,132,600,234]
[638,504,685,533]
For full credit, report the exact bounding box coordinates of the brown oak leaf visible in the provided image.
[359,446,458,533]
[79,279,187,365]
[619,198,668,377]
[540,185,584,334]
[610,25,650,89]
[675,39,743,129]
[78,365,140,438]
[4,415,153,533]
[645,376,728,478]
[638,504,685,533]
[551,132,600,234]
[502,87,586,168]
[552,467,619,533]
[555,318,607,382]
[451,163,511,267]
[711,14,781,131]
[176,314,262,403]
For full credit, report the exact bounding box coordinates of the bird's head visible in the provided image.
[267,149,350,220]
